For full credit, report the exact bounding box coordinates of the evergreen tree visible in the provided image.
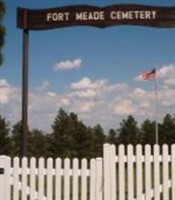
[28,129,49,158]
[0,115,11,155]
[91,124,106,157]
[11,121,23,156]
[161,114,175,144]
[117,115,139,145]
[107,128,119,145]
[50,108,93,158]
[140,119,156,145]
[11,121,30,156]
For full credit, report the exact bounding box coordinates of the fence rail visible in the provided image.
[0,144,175,200]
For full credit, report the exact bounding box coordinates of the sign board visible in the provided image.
[17,4,175,30]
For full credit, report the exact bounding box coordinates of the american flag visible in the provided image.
[140,68,156,80]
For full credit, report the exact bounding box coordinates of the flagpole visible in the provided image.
[154,66,159,144]
[140,66,159,144]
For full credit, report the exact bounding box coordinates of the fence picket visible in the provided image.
[153,145,160,200]
[30,157,37,199]
[64,158,70,200]
[110,144,116,200]
[90,159,96,200]
[95,158,102,200]
[118,145,125,200]
[55,158,62,200]
[136,145,143,200]
[38,157,45,200]
[47,158,53,200]
[127,145,134,200]
[81,158,88,200]
[72,158,79,200]
[6,156,11,200]
[13,157,20,200]
[21,157,28,200]
[163,144,169,200]
[145,145,151,200]
[103,143,111,200]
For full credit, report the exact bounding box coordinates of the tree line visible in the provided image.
[0,108,175,158]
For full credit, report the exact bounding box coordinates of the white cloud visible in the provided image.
[0,79,10,87]
[0,85,11,105]
[71,77,92,89]
[132,88,154,103]
[76,101,96,113]
[71,77,107,90]
[0,79,11,104]
[164,78,175,86]
[160,88,175,107]
[157,64,175,79]
[139,101,150,108]
[47,92,56,97]
[60,97,71,107]
[54,58,82,71]
[112,99,136,115]
[157,64,175,89]
[70,77,109,100]
[0,79,20,105]
[134,88,146,95]
[72,89,97,99]
[0,79,21,124]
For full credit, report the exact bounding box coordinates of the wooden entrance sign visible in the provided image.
[17,4,175,30]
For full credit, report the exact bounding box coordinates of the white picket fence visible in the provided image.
[0,144,175,200]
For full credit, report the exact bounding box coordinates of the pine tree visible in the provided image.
[161,114,175,144]
[140,119,156,145]
[117,115,139,145]
[0,115,11,155]
[50,108,93,158]
[91,124,106,157]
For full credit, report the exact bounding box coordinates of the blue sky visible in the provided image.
[1,0,175,132]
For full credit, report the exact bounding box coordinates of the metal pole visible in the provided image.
[154,68,159,144]
[21,29,29,157]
